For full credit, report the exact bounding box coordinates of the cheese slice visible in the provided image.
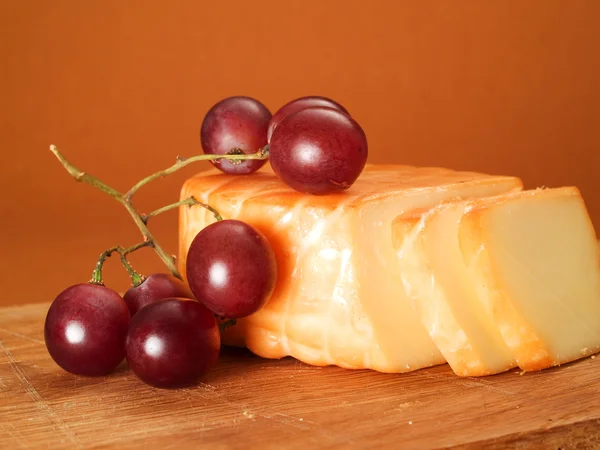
[459,187,600,371]
[397,203,517,376]
[179,164,522,373]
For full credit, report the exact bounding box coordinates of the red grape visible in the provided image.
[125,298,220,388]
[123,273,194,316]
[267,96,348,142]
[200,96,271,175]
[269,106,368,195]
[44,283,130,376]
[186,219,277,318]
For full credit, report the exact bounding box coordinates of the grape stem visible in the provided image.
[218,319,238,332]
[89,241,151,286]
[124,145,269,201]
[119,253,145,287]
[50,144,267,279]
[141,196,223,224]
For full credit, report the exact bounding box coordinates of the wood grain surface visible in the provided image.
[1,303,600,449]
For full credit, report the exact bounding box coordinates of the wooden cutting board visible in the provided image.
[1,303,600,449]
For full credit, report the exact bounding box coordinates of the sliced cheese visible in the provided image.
[397,203,517,377]
[459,187,600,371]
[179,164,522,373]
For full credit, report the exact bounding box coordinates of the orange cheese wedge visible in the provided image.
[396,187,600,375]
[459,187,600,371]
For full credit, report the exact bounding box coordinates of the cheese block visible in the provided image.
[397,201,518,376]
[179,164,522,373]
[458,187,600,371]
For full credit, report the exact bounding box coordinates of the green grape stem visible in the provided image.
[89,241,150,286]
[118,252,145,287]
[50,144,267,279]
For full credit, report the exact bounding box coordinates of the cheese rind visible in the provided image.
[397,202,517,376]
[459,187,600,371]
[179,165,522,373]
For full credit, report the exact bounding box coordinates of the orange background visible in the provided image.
[1,1,599,306]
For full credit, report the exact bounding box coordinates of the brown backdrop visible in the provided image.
[1,1,599,306]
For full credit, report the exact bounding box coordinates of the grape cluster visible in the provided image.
[202,95,368,195]
[45,221,276,389]
[45,94,367,389]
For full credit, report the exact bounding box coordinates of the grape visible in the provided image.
[269,106,368,195]
[125,298,220,388]
[185,219,277,318]
[200,96,271,175]
[267,96,348,142]
[44,283,130,376]
[123,273,194,316]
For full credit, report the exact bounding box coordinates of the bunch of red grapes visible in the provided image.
[45,95,368,388]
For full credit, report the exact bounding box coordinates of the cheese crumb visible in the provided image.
[242,410,256,419]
